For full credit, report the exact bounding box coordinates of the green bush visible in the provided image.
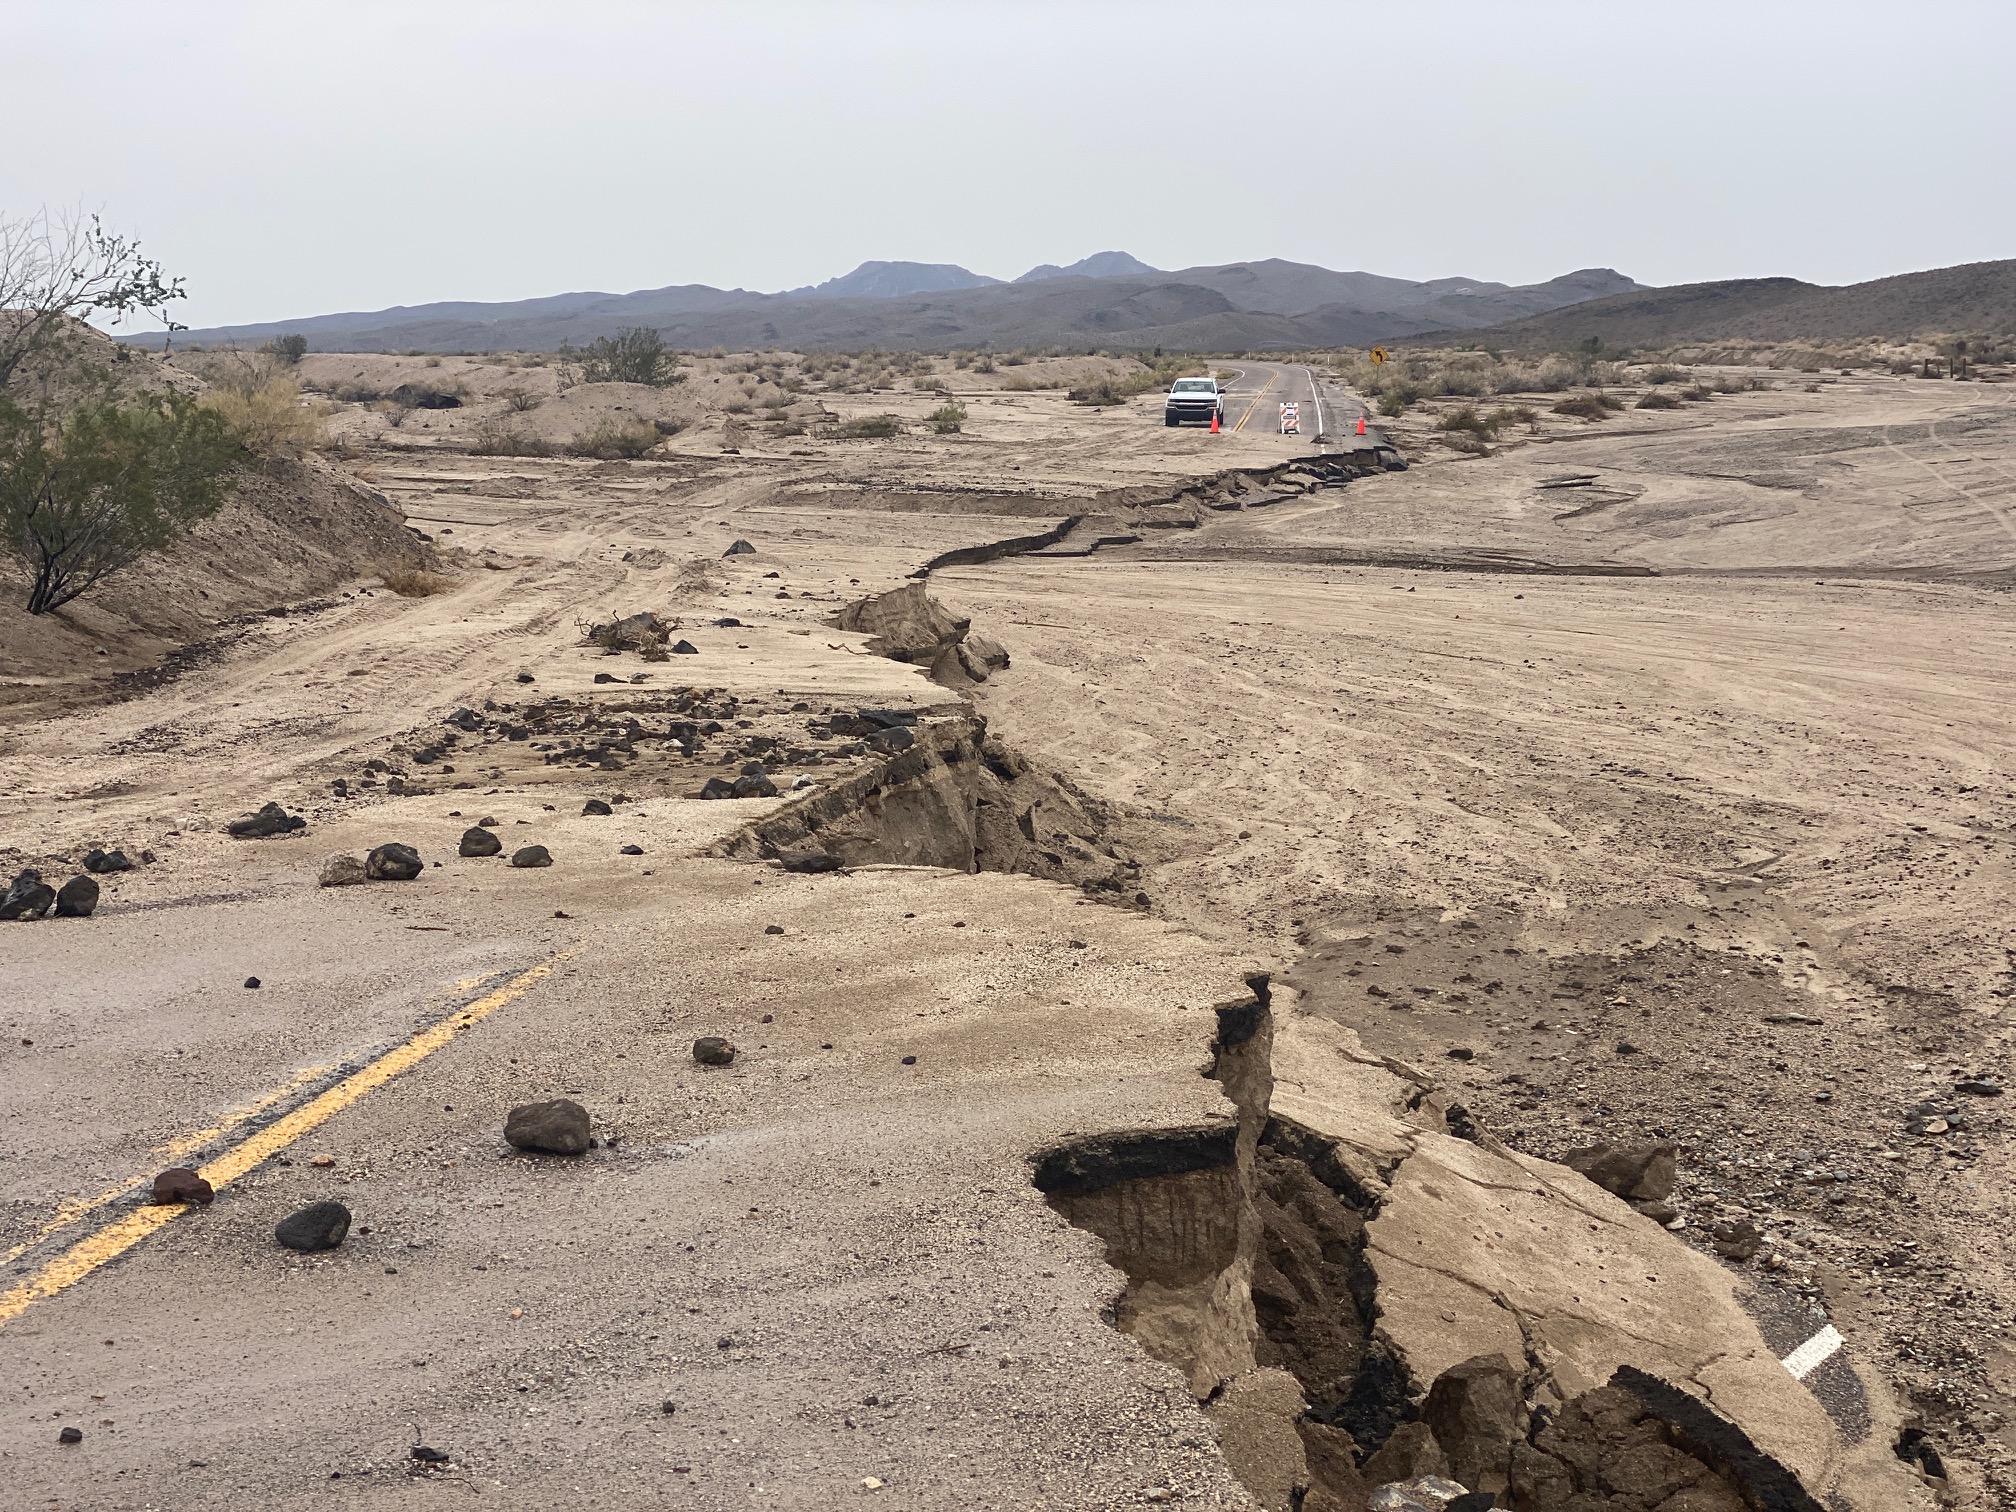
[469,419,553,456]
[832,413,904,439]
[926,401,967,434]
[565,419,658,458]
[268,334,308,365]
[566,327,684,386]
[1636,389,1682,409]
[1551,391,1623,419]
[0,390,239,613]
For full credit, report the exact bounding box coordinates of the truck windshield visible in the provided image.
[1171,380,1213,393]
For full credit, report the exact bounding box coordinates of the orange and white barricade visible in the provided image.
[1279,402,1300,435]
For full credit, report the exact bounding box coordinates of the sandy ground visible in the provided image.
[1,360,2004,1506]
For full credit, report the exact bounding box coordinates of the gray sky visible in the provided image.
[8,0,2013,329]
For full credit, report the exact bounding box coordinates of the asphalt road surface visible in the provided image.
[1217,359,1367,446]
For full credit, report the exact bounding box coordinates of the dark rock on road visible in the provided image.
[0,870,56,921]
[504,1098,592,1155]
[582,799,612,815]
[54,875,99,918]
[82,848,134,873]
[693,1037,736,1066]
[276,1200,351,1252]
[226,802,307,839]
[365,843,424,881]
[510,844,553,868]
[458,826,503,857]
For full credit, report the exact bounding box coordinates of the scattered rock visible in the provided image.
[619,844,644,856]
[318,852,368,887]
[58,1426,83,1445]
[152,1168,214,1206]
[365,843,423,881]
[779,847,841,874]
[1709,1217,1763,1261]
[723,539,756,555]
[593,671,617,684]
[670,639,699,655]
[510,845,553,868]
[82,848,133,874]
[226,802,306,839]
[698,777,735,800]
[764,924,784,935]
[1445,1046,1474,1061]
[1956,1077,2003,1097]
[458,826,503,857]
[0,870,55,921]
[410,1445,450,1466]
[54,875,99,918]
[693,1037,735,1066]
[478,815,500,827]
[515,670,536,683]
[504,1098,592,1156]
[731,771,778,799]
[1365,1478,1471,1512]
[243,976,261,989]
[582,799,612,816]
[275,1200,351,1252]
[1561,1139,1677,1202]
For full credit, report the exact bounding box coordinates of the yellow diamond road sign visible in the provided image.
[1370,347,1388,365]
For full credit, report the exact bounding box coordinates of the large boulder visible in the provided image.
[365,843,423,881]
[0,870,55,921]
[82,848,134,874]
[509,844,552,868]
[692,1037,736,1067]
[504,1098,591,1156]
[227,802,307,839]
[53,875,99,918]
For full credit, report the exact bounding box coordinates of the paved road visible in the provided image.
[1216,359,1376,450]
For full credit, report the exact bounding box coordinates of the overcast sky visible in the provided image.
[7,0,2013,329]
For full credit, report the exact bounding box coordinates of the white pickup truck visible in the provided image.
[1163,376,1225,428]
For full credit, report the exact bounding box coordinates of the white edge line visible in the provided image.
[1780,1323,1844,1380]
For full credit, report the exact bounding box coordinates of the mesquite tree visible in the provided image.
[0,390,239,614]
[0,208,187,388]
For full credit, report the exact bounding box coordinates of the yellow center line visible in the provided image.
[0,954,569,1329]
[1232,369,1276,434]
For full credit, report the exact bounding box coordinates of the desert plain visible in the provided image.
[2,345,2012,1510]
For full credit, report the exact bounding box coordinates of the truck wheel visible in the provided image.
[1164,413,1179,427]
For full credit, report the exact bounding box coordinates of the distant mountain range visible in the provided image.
[1418,259,2016,351]
[139,253,1648,353]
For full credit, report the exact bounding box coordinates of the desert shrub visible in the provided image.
[759,393,794,412]
[1492,404,1540,431]
[1439,404,1500,438]
[832,413,904,439]
[566,419,659,459]
[0,389,240,613]
[1552,391,1623,419]
[721,399,752,414]
[652,417,686,436]
[328,381,386,403]
[999,352,1028,366]
[382,567,456,597]
[1636,389,1683,409]
[1679,384,1714,402]
[566,327,684,387]
[469,418,553,456]
[972,354,997,374]
[1441,430,1490,455]
[501,386,541,412]
[926,401,967,434]
[1642,364,1683,385]
[1375,389,1409,418]
[1002,373,1062,391]
[911,375,947,392]
[200,373,326,458]
[267,334,308,365]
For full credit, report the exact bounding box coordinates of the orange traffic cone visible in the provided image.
[1210,411,1220,434]
[1356,415,1367,436]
